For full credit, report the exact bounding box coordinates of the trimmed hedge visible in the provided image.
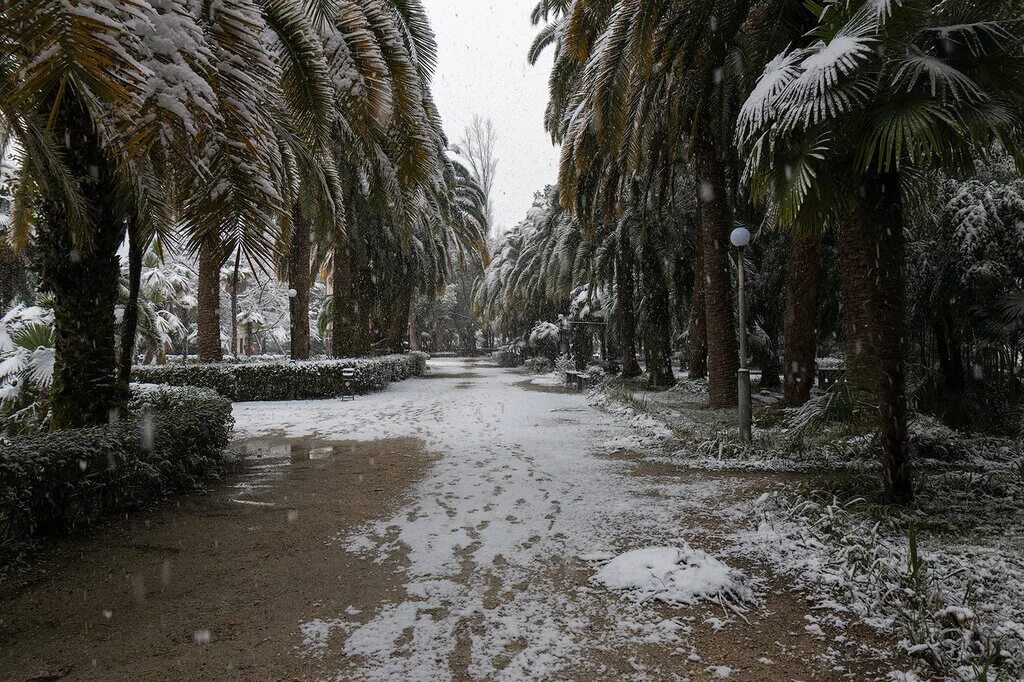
[133,352,429,401]
[0,385,233,551]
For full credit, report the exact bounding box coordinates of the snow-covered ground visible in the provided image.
[233,358,906,680]
[596,379,1024,680]
[234,358,752,679]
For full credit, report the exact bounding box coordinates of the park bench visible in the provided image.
[564,370,596,392]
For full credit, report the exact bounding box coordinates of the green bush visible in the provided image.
[495,346,523,368]
[0,385,233,553]
[134,352,429,401]
[524,357,554,374]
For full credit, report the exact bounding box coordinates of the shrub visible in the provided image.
[134,352,429,401]
[524,356,554,374]
[495,344,524,368]
[528,321,561,361]
[132,363,237,396]
[555,352,574,379]
[0,384,233,553]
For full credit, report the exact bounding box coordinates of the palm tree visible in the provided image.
[1,0,336,425]
[475,187,578,340]
[737,0,1024,502]
[530,0,806,405]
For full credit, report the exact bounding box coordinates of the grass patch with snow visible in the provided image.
[595,381,1024,680]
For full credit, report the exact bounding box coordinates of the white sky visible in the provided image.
[422,0,560,236]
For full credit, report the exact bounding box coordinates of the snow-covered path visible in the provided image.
[231,358,887,680]
[233,359,733,678]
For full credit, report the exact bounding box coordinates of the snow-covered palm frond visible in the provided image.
[925,20,1014,58]
[737,49,804,144]
[892,48,988,102]
[776,34,879,133]
[0,305,55,404]
[738,0,1024,229]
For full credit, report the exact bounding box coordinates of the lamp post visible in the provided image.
[731,226,752,442]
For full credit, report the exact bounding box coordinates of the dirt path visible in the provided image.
[1,358,901,681]
[1,437,433,681]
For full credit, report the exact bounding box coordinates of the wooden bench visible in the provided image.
[564,370,596,392]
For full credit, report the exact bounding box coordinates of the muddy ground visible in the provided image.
[1,437,432,681]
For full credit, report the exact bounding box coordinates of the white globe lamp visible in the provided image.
[730,227,751,248]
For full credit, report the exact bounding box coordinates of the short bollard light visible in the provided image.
[730,227,752,443]
[341,367,356,401]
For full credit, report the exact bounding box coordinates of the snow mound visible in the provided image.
[591,546,751,607]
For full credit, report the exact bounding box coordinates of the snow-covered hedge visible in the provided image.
[133,352,429,402]
[494,344,524,368]
[524,357,554,374]
[0,384,233,553]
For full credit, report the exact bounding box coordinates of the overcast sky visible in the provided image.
[422,0,559,236]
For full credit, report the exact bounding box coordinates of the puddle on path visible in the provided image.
[2,436,434,681]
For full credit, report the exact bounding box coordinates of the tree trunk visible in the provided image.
[0,236,20,309]
[616,238,642,378]
[352,245,373,355]
[783,230,822,404]
[408,302,420,351]
[118,219,144,391]
[288,205,311,360]
[857,171,912,504]
[641,243,676,388]
[197,240,224,362]
[386,286,411,353]
[837,214,874,394]
[687,231,708,379]
[692,136,738,407]
[36,95,126,428]
[330,235,358,358]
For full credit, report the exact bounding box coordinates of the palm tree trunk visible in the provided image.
[616,238,642,378]
[288,205,311,360]
[641,243,676,388]
[688,232,708,379]
[386,286,411,353]
[857,171,912,504]
[357,275,373,354]
[838,213,874,394]
[0,236,20,309]
[330,235,357,358]
[408,302,420,351]
[37,95,127,428]
[783,230,823,404]
[118,219,144,391]
[692,136,738,407]
[351,240,373,355]
[197,240,223,362]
